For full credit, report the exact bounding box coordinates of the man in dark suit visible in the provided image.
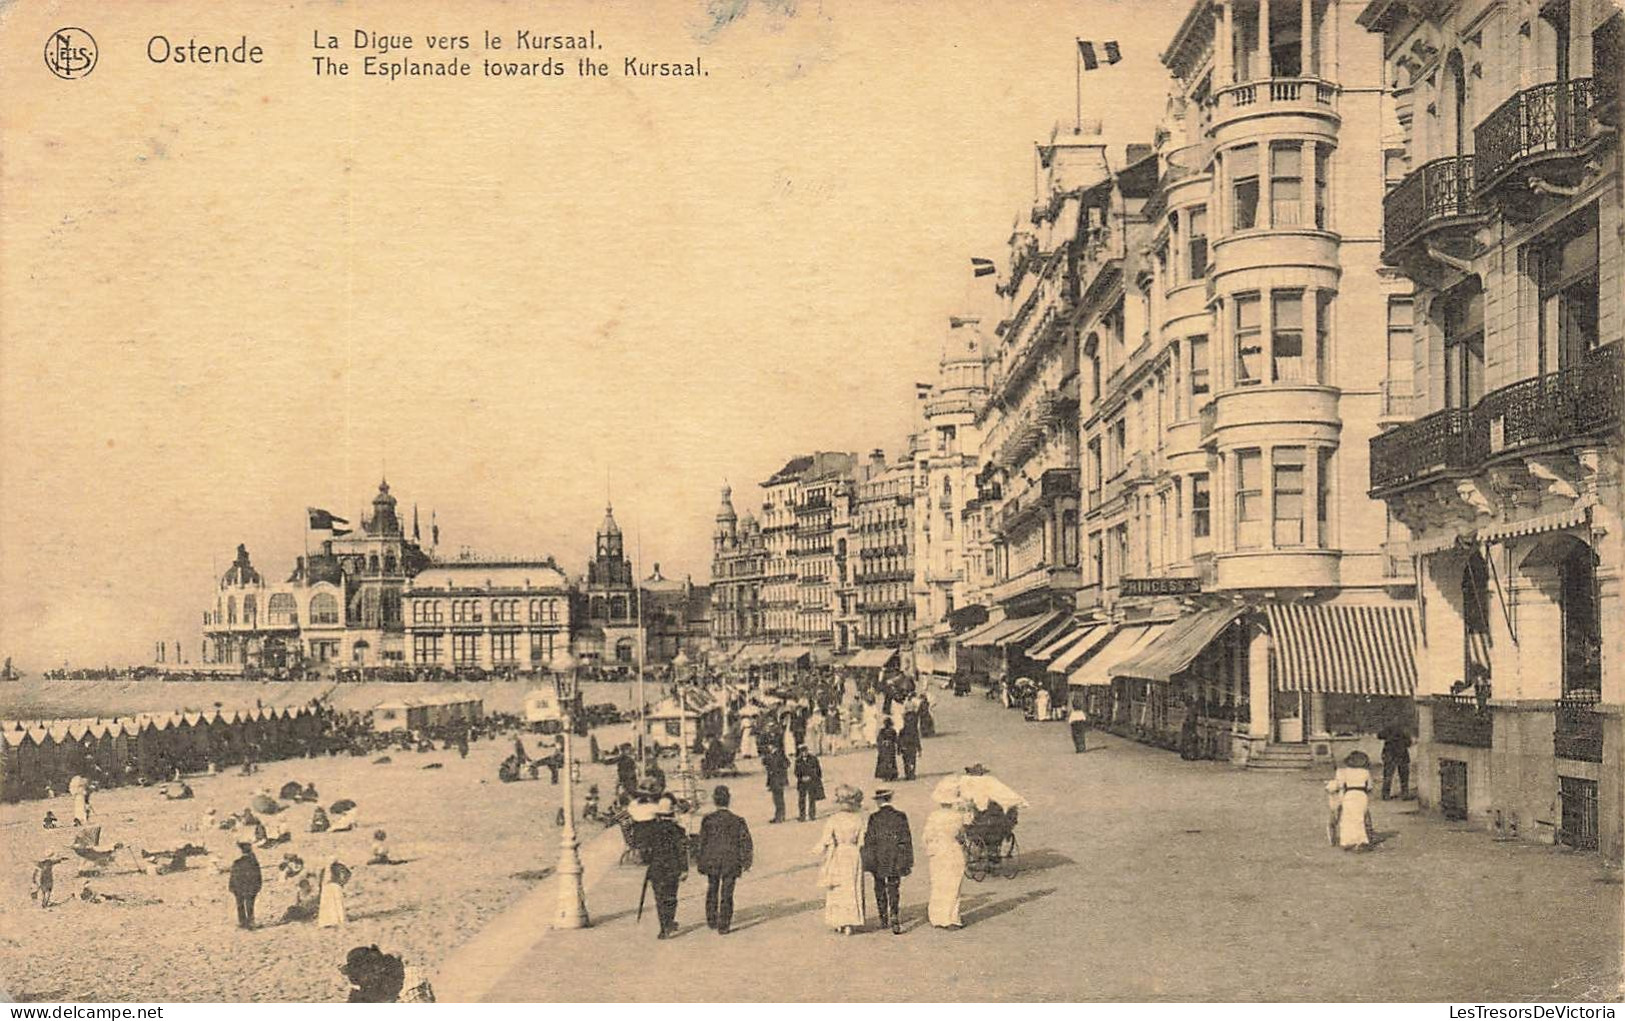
[696,785,753,934]
[794,746,824,822]
[898,711,922,781]
[763,745,790,823]
[642,806,689,939]
[862,789,913,935]
[228,840,262,929]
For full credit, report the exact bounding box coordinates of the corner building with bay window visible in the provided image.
[1072,0,1422,766]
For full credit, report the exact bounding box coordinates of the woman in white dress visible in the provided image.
[862,701,882,748]
[812,785,867,934]
[1325,750,1374,851]
[316,858,349,927]
[922,797,970,928]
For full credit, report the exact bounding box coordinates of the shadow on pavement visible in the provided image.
[1009,848,1077,874]
[959,886,1056,927]
[509,867,555,882]
[725,896,823,933]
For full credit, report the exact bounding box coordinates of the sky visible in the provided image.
[0,0,1184,669]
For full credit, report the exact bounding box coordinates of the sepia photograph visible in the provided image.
[1,0,1622,1006]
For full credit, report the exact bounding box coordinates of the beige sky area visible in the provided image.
[0,0,1183,668]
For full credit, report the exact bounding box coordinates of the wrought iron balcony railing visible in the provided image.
[1370,340,1622,494]
[1555,694,1604,763]
[1369,408,1472,492]
[1475,78,1596,193]
[1383,156,1480,256]
[1431,694,1493,748]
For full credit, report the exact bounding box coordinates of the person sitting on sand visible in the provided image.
[42,811,58,829]
[368,831,395,866]
[310,806,331,833]
[300,783,319,803]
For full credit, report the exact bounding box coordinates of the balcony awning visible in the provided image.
[1067,624,1169,687]
[990,610,1065,648]
[1111,606,1245,683]
[1266,602,1418,696]
[1478,504,1590,544]
[846,647,900,670]
[963,612,1046,648]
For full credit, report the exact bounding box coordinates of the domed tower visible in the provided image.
[714,485,738,552]
[365,478,402,537]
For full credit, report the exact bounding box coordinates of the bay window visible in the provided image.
[1272,448,1306,546]
[1231,146,1259,231]
[1235,451,1264,548]
[1317,448,1334,547]
[1270,143,1302,226]
[1192,473,1211,540]
[1190,334,1210,399]
[1271,291,1304,382]
[1314,145,1330,229]
[1188,206,1209,277]
[1235,294,1263,385]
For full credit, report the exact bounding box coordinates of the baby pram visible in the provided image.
[932,770,1030,882]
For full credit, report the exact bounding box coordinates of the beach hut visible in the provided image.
[1,726,27,801]
[371,700,418,732]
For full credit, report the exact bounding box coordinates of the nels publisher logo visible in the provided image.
[44,27,98,80]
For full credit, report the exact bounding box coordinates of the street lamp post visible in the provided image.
[550,650,590,930]
[672,650,693,789]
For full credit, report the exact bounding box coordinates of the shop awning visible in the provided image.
[772,646,813,664]
[1065,624,1170,687]
[1028,620,1097,661]
[991,610,1064,648]
[1112,606,1246,683]
[1478,504,1590,544]
[1266,603,1418,696]
[847,647,900,670]
[955,613,1008,647]
[1045,625,1118,675]
[963,612,1047,648]
[1018,615,1078,657]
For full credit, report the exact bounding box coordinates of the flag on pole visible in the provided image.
[1077,39,1121,70]
[307,507,350,531]
[971,257,996,278]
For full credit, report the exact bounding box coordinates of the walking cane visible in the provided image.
[636,874,650,923]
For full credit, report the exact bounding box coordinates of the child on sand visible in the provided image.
[31,856,59,908]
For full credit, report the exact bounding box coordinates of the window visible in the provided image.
[1087,437,1103,503]
[492,633,518,664]
[268,592,298,626]
[1462,551,1493,683]
[227,596,237,625]
[1235,294,1263,385]
[1270,143,1302,226]
[1231,146,1259,231]
[1317,448,1334,547]
[242,595,257,624]
[452,633,480,666]
[1061,509,1079,567]
[1271,291,1304,382]
[1314,146,1330,229]
[1192,473,1211,540]
[309,592,339,625]
[1187,206,1209,277]
[413,634,443,663]
[1272,448,1306,546]
[1235,451,1264,548]
[1089,533,1104,586]
[1316,292,1333,384]
[1189,334,1210,402]
[1535,204,1600,375]
[1557,541,1602,694]
[1111,419,1127,473]
[1442,283,1485,409]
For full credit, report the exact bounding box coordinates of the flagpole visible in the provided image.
[1075,38,1082,134]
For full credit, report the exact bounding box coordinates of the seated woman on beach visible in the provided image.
[309,806,331,833]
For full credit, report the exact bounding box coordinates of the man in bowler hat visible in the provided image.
[642,805,689,939]
[696,785,753,934]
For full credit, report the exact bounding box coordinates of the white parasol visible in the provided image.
[930,773,1030,812]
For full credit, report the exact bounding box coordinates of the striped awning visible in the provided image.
[1067,624,1169,688]
[1112,606,1245,683]
[1020,615,1078,657]
[1478,504,1590,543]
[955,614,1008,647]
[1266,603,1419,696]
[992,611,1064,648]
[1045,625,1114,674]
[963,612,1049,648]
[1028,620,1094,661]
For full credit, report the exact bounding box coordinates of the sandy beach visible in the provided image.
[0,719,626,1002]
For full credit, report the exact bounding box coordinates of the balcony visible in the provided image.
[1474,79,1598,205]
[1214,77,1337,122]
[1370,340,1624,495]
[1382,156,1484,264]
[987,564,1082,604]
[1554,695,1604,763]
[1431,695,1493,749]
